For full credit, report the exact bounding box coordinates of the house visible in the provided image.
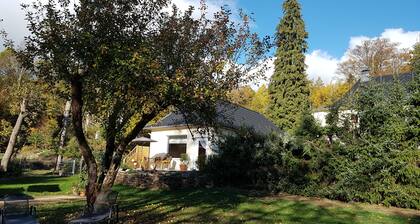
[142,101,279,171]
[313,70,417,127]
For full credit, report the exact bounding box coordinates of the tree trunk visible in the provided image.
[1,99,26,172]
[99,111,158,193]
[97,109,118,189]
[101,144,125,191]
[71,78,98,209]
[69,75,162,207]
[55,100,72,173]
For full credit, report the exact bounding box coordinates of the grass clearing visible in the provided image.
[37,186,420,224]
[1,172,419,223]
[0,170,78,197]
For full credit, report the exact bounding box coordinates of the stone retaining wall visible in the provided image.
[115,170,211,190]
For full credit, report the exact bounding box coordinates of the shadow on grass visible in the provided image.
[35,185,420,224]
[27,184,61,193]
[0,188,26,198]
[38,201,84,224]
[0,175,65,186]
[112,186,364,224]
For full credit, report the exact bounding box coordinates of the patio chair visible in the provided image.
[68,191,119,224]
[151,153,171,170]
[0,195,39,224]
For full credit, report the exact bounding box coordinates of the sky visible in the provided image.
[1,0,420,85]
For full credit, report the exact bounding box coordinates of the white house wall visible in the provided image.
[149,127,212,171]
[312,110,358,127]
[313,111,328,127]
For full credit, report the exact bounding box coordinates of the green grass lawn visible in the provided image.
[1,172,418,224]
[36,186,420,224]
[0,170,78,197]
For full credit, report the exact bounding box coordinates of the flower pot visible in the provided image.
[179,164,188,171]
[72,187,80,196]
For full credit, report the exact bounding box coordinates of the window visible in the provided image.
[168,144,186,158]
[168,135,187,158]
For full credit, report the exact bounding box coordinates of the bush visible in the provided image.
[203,128,267,188]
[203,77,420,209]
[196,155,206,171]
[0,160,24,177]
[203,124,420,209]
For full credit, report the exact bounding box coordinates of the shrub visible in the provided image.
[0,160,24,177]
[203,128,267,188]
[203,77,420,209]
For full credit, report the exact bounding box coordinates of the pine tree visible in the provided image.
[411,42,420,75]
[268,0,310,131]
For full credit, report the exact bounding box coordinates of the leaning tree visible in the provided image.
[13,0,270,209]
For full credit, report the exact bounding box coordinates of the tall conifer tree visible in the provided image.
[268,0,310,131]
[411,42,420,75]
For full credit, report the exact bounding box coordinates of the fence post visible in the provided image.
[79,157,84,174]
[72,159,76,175]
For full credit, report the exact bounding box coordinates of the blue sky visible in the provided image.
[1,0,420,84]
[240,0,420,58]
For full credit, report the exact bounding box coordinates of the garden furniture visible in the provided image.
[68,191,119,224]
[0,195,39,224]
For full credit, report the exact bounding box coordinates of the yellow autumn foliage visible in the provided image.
[310,82,351,109]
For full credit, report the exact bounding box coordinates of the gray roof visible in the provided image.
[336,72,417,107]
[350,72,415,93]
[146,101,279,135]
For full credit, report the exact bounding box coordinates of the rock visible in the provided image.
[115,170,210,190]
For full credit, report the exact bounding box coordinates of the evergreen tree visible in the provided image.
[268,0,310,131]
[411,42,420,75]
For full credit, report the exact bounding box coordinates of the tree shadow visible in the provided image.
[0,175,64,186]
[37,201,84,224]
[409,217,420,224]
[0,188,26,198]
[27,184,61,193]
[35,186,418,224]
[113,186,365,224]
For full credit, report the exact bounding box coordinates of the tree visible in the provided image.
[227,86,255,109]
[338,38,411,82]
[15,0,269,209]
[1,99,26,172]
[310,81,350,109]
[268,0,310,131]
[55,100,71,172]
[411,42,420,75]
[0,49,37,172]
[250,84,269,116]
[407,43,420,143]
[0,49,64,172]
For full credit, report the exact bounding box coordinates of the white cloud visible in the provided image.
[0,0,238,50]
[308,28,420,84]
[0,0,29,49]
[168,0,238,19]
[349,36,370,49]
[380,28,420,49]
[305,50,340,84]
[250,57,274,90]
[257,28,420,87]
[349,28,420,50]
[252,50,341,90]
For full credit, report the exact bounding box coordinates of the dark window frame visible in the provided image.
[168,143,187,158]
